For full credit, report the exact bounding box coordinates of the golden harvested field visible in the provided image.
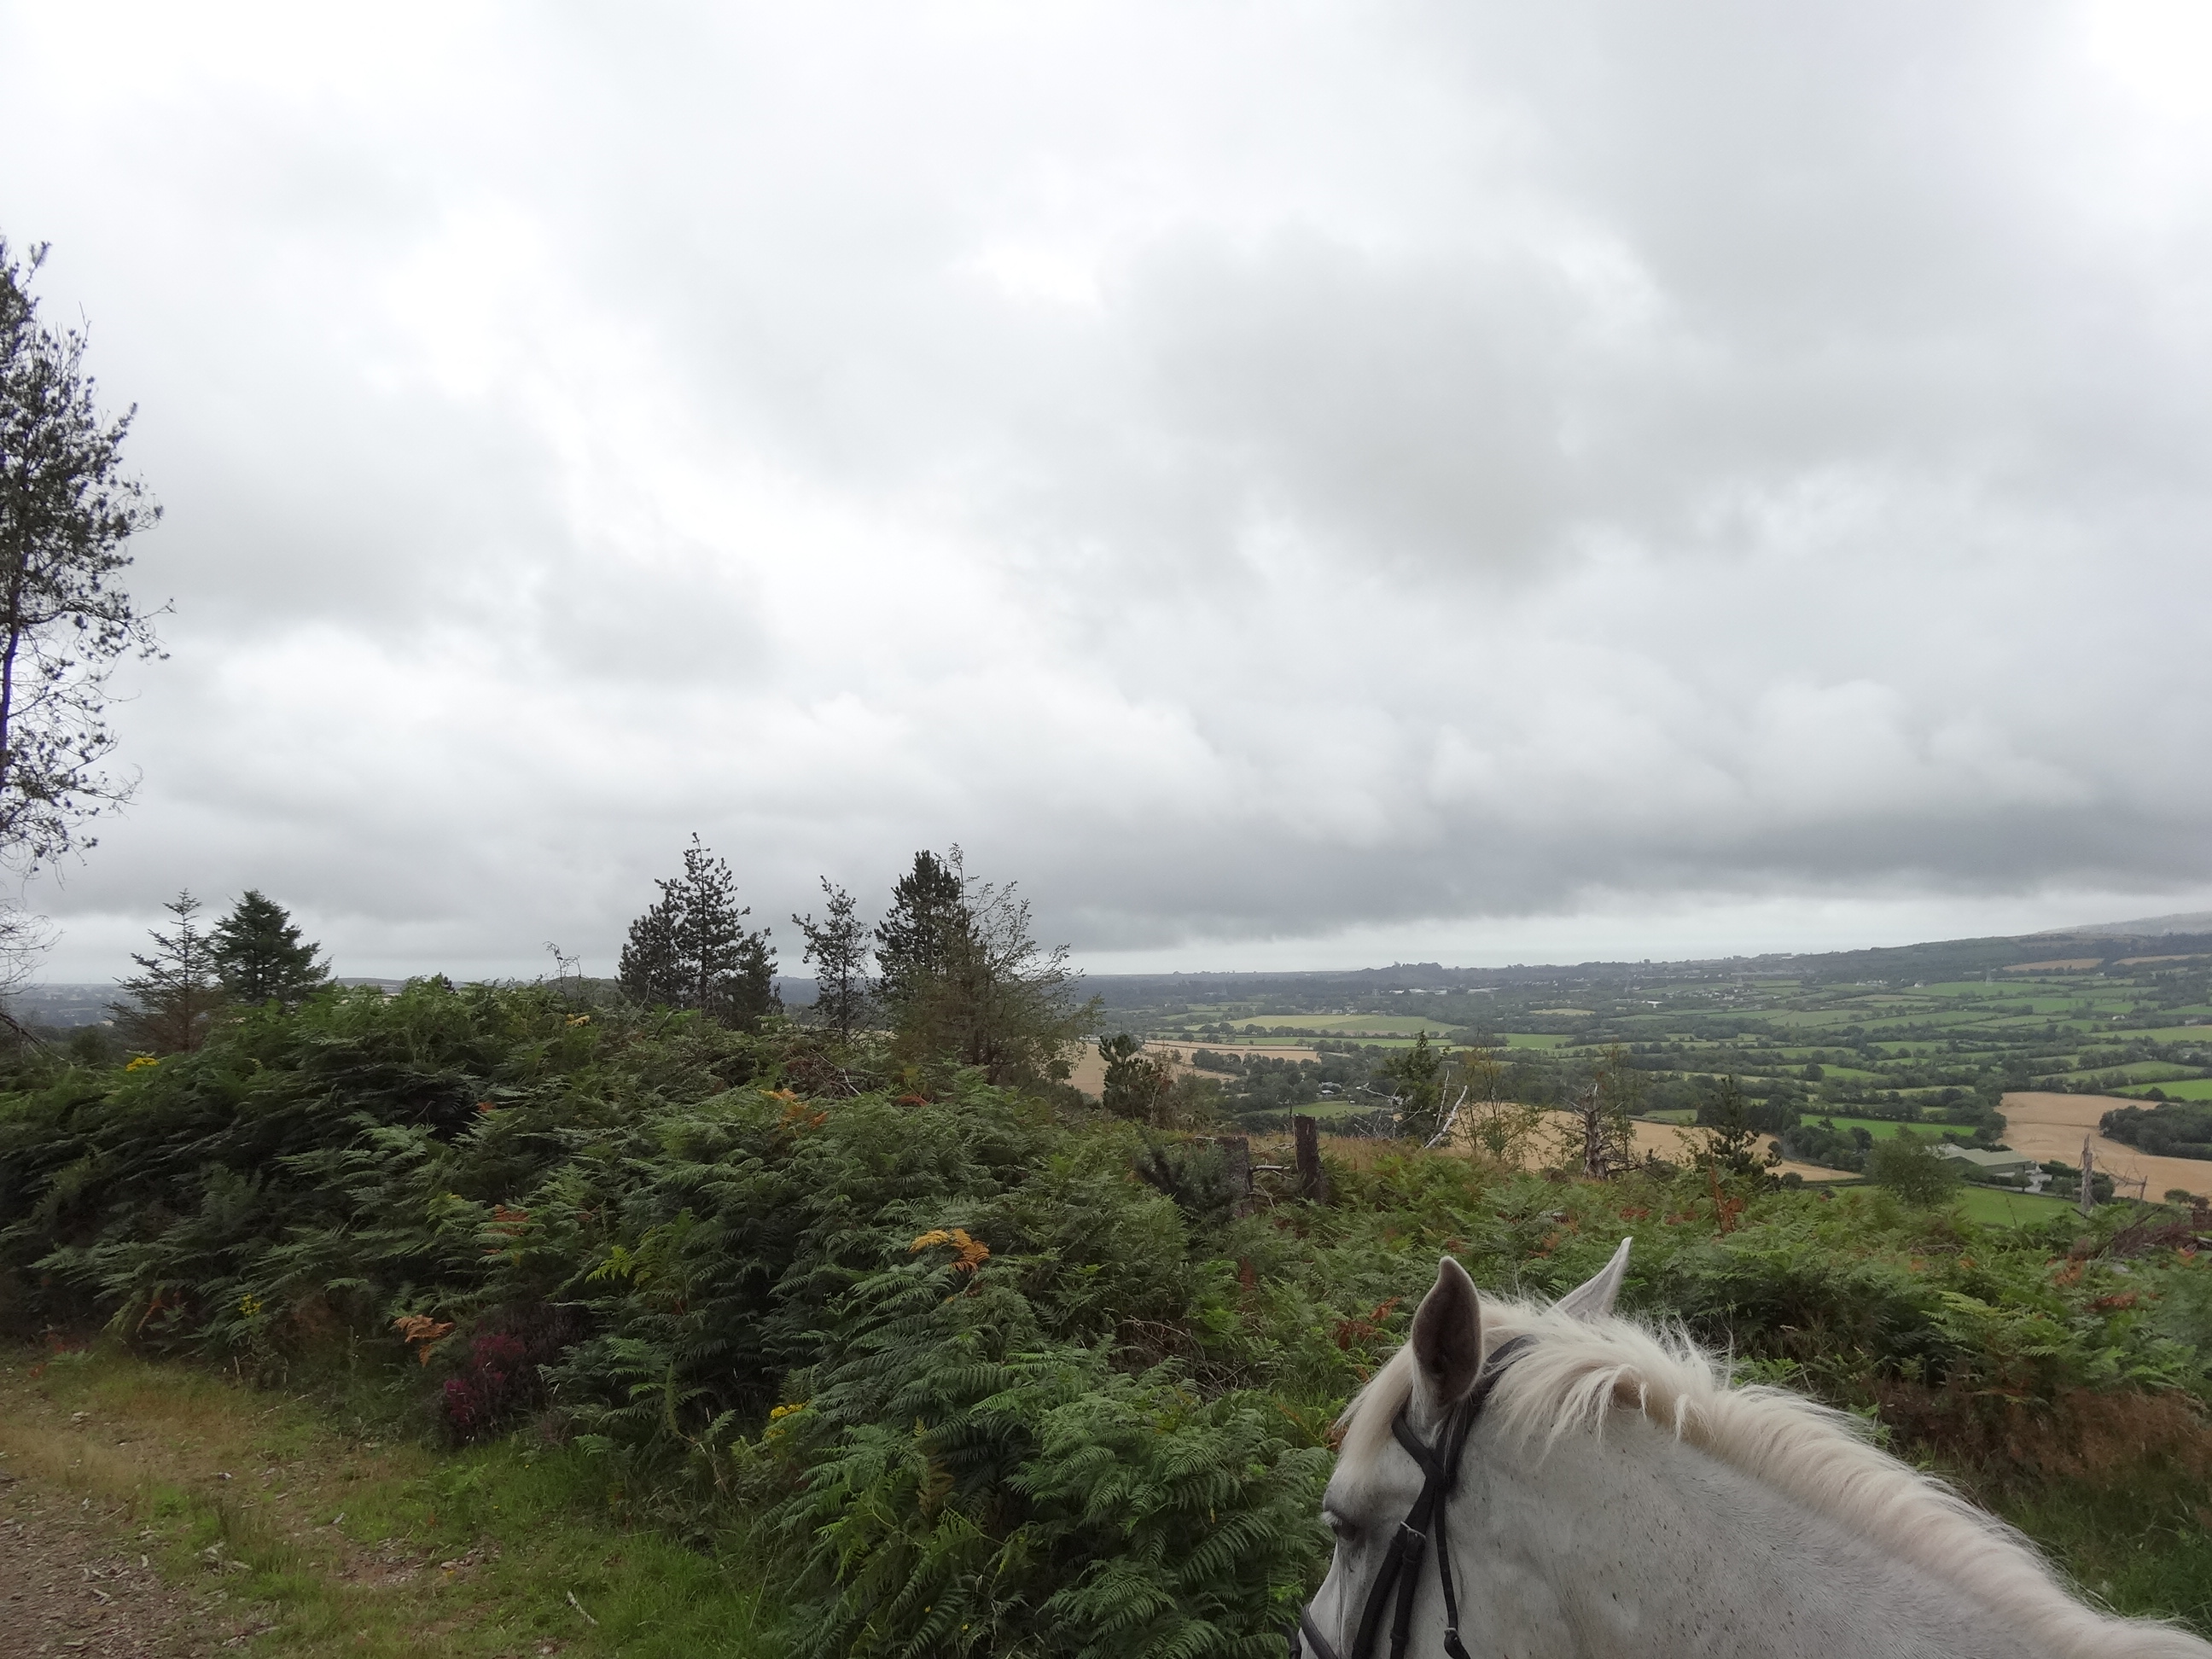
[1551,1114,1854,1185]
[1999,1092,2210,1202]
[1062,1039,1321,1097]
[1250,1112,1854,1185]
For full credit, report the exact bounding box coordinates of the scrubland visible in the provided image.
[4,981,2209,1654]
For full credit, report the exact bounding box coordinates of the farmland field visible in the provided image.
[1953,1186,2080,1226]
[2120,1077,2212,1101]
[1229,1013,1444,1035]
[1999,1093,2212,1202]
[1098,941,2211,1185]
[1799,1114,1939,1139]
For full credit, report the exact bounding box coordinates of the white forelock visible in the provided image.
[1336,1295,2209,1659]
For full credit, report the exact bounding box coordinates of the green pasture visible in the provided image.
[2034,1061,2203,1086]
[1502,1033,1572,1049]
[2119,1077,2212,1101]
[2116,1061,2206,1081]
[1802,1115,1934,1139]
[1230,1014,1442,1036]
[1952,1187,2079,1226]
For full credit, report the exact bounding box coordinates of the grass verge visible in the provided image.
[0,1345,778,1658]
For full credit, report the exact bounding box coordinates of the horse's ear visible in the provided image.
[1554,1237,1633,1322]
[1410,1254,1485,1410]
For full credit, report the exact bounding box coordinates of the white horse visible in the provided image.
[1300,1241,2212,1659]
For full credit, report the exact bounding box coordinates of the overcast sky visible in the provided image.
[3,1,2209,981]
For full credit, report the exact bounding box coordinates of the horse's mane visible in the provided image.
[1339,1298,2207,1659]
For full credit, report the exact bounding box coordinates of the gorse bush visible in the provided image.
[5,981,2212,1651]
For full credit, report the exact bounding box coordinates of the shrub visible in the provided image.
[1866,1129,1963,1206]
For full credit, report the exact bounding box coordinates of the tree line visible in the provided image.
[614,838,1098,1091]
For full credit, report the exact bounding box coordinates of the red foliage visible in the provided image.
[1332,1296,1403,1350]
[441,1332,532,1441]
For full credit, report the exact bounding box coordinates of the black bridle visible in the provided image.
[1295,1335,1535,1659]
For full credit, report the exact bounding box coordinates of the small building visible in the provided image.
[1934,1144,2037,1181]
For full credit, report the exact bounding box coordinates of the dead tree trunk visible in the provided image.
[1580,1083,1610,1180]
[1294,1115,1330,1204]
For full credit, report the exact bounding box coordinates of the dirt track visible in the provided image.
[0,1472,220,1658]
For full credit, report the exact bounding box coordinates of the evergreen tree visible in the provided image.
[876,847,1097,1086]
[619,835,779,1028]
[1695,1073,1773,1178]
[209,888,328,1006]
[111,892,224,1053]
[793,877,870,1043]
[872,848,963,1019]
[1097,1031,1173,1123]
[1381,1030,1448,1140]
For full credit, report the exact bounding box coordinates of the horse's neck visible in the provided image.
[1455,1412,2036,1659]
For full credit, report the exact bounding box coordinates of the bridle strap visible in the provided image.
[1295,1335,1534,1659]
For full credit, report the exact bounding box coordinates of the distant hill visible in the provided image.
[9,914,2208,1027]
[2053,911,2212,938]
[1083,919,2212,1007]
[6,983,115,1027]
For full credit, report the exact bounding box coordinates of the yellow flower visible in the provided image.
[125,1055,160,1071]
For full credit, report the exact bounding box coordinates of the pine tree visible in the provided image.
[111,892,224,1053]
[619,835,779,1028]
[793,877,870,1043]
[209,888,329,1006]
[872,848,963,1021]
[1696,1073,1771,1178]
[1381,1029,1448,1140]
[875,847,1097,1086]
[1097,1032,1173,1123]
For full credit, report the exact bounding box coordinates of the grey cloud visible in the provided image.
[2,0,2209,980]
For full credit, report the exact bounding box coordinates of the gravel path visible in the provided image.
[0,1470,226,1658]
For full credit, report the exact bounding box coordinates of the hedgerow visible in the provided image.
[4,981,2211,1654]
